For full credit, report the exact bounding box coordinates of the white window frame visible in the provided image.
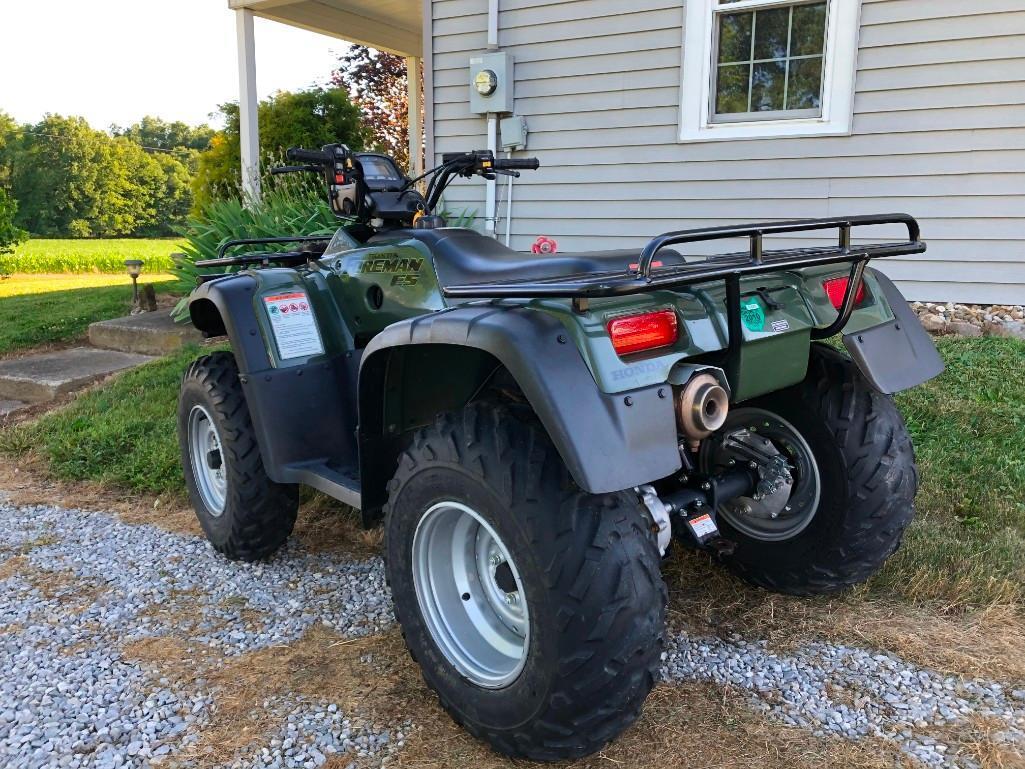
[679,0,862,142]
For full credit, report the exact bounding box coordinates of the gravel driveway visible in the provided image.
[1,501,1023,769]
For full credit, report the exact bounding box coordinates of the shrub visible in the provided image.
[171,182,339,320]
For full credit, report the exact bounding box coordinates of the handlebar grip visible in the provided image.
[494,158,540,171]
[286,147,332,163]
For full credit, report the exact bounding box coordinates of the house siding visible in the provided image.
[431,0,1025,303]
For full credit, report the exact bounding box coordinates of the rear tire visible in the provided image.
[710,344,917,595]
[178,351,299,561]
[384,403,666,761]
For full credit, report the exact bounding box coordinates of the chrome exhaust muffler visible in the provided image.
[675,372,729,451]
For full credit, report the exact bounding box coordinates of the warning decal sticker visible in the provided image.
[262,291,325,360]
[688,514,719,540]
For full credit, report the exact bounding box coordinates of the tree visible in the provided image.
[0,111,16,186]
[8,114,193,237]
[111,116,215,152]
[333,46,415,169]
[0,188,27,257]
[192,86,366,209]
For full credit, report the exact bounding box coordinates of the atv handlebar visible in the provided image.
[285,147,336,164]
[494,158,540,171]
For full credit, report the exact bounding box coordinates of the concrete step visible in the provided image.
[0,348,156,403]
[89,310,202,356]
[0,399,28,417]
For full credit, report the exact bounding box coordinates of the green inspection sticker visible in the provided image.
[740,297,765,332]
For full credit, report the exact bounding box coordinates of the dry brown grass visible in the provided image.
[124,626,405,769]
[124,624,913,769]
[926,716,1025,769]
[0,553,28,579]
[664,548,1025,685]
[292,492,384,559]
[0,456,200,536]
[393,681,908,769]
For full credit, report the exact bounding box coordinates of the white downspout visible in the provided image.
[484,0,499,237]
[235,9,261,203]
[504,152,514,247]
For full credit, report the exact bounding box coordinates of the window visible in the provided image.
[679,0,861,142]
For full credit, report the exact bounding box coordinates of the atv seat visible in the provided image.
[372,228,686,288]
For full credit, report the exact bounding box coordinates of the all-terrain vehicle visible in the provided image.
[178,144,944,760]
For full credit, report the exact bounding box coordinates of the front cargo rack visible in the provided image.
[195,235,333,269]
[444,213,925,342]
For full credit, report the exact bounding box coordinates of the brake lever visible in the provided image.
[493,169,521,178]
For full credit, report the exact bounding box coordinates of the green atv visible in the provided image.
[178,144,943,760]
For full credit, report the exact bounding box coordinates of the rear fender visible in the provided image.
[357,306,681,519]
[842,269,945,393]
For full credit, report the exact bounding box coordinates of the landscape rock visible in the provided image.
[910,301,1025,339]
[946,321,983,338]
[985,321,1025,340]
[918,313,948,334]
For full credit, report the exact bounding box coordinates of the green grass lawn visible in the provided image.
[0,238,179,274]
[1,336,1022,610]
[0,273,178,355]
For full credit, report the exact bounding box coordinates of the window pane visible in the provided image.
[717,12,753,63]
[716,63,751,113]
[751,60,786,111]
[753,6,790,61]
[791,2,827,56]
[786,55,823,109]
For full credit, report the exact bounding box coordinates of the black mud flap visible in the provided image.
[842,270,944,394]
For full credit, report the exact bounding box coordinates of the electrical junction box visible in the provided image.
[500,116,528,150]
[469,52,514,115]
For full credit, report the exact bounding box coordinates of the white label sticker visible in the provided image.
[688,513,719,540]
[262,291,325,359]
[771,319,791,333]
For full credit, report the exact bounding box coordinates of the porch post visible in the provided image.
[236,8,261,202]
[406,56,423,177]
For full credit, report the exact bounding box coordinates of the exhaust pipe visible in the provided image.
[675,372,729,451]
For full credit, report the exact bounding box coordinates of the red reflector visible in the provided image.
[334,173,347,184]
[607,309,678,356]
[822,276,866,310]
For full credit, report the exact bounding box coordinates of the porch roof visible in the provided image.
[227,0,422,57]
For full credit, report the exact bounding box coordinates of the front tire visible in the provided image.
[384,403,666,761]
[178,351,299,561]
[705,344,917,595]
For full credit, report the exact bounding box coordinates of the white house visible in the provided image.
[228,0,1025,303]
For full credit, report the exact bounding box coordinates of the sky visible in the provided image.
[0,0,349,131]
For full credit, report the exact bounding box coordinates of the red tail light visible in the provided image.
[334,173,348,184]
[607,309,679,356]
[822,276,866,310]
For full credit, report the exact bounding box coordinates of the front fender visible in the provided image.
[358,306,681,508]
[188,275,271,373]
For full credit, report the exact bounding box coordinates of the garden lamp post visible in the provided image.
[124,259,144,314]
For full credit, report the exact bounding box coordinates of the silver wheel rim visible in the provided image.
[702,407,821,542]
[411,501,529,689]
[188,405,227,516]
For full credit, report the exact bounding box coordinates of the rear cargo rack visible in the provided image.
[444,213,924,342]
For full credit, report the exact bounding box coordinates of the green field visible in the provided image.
[0,238,180,274]
[2,336,1022,611]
